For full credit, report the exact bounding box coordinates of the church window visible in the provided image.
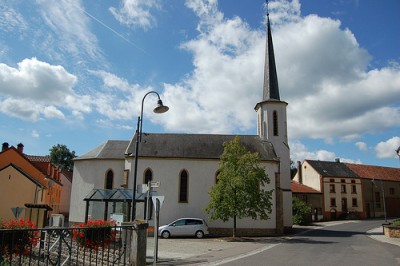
[273,111,278,136]
[179,170,189,203]
[144,168,153,185]
[105,169,113,189]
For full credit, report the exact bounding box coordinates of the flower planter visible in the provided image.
[72,220,116,250]
[383,225,400,238]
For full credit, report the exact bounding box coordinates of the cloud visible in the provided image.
[0,58,91,122]
[36,0,102,60]
[355,142,368,152]
[154,0,400,142]
[31,130,40,138]
[375,136,400,159]
[290,140,361,164]
[109,0,160,30]
[0,4,27,33]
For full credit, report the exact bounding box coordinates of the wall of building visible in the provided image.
[293,161,321,191]
[69,158,125,223]
[0,166,37,220]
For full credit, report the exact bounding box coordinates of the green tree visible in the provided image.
[292,196,312,225]
[49,144,76,172]
[206,136,273,237]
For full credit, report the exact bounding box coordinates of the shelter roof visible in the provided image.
[291,180,321,194]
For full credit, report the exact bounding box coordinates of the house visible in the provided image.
[293,159,400,220]
[0,142,66,227]
[291,180,323,221]
[69,11,292,235]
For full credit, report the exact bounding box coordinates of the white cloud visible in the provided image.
[36,0,102,60]
[355,141,368,152]
[151,0,400,139]
[31,130,40,138]
[375,136,400,159]
[0,58,91,121]
[109,0,160,29]
[0,4,27,33]
[291,140,361,164]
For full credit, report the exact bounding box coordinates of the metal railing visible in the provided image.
[0,225,135,265]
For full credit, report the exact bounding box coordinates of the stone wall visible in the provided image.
[383,226,400,238]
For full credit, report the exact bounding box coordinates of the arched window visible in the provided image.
[179,170,189,203]
[273,110,278,136]
[144,168,153,185]
[105,170,113,189]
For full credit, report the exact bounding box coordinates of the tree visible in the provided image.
[292,196,312,225]
[206,136,273,237]
[49,144,76,172]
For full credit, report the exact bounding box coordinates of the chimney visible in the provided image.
[2,142,9,152]
[17,143,24,153]
[335,158,340,163]
[297,161,302,184]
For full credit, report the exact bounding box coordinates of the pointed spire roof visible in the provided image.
[262,6,280,101]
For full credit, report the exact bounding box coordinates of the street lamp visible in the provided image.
[129,91,169,221]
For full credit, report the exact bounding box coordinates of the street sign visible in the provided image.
[11,207,23,219]
[150,181,160,188]
[152,196,165,209]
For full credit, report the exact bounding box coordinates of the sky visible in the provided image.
[0,0,399,168]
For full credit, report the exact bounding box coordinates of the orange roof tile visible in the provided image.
[291,181,321,194]
[345,163,400,182]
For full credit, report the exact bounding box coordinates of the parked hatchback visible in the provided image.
[158,218,209,239]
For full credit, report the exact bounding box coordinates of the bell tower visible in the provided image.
[254,3,291,233]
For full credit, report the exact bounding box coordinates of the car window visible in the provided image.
[187,219,202,225]
[174,219,186,226]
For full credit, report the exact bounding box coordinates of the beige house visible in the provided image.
[294,159,400,220]
[70,12,293,236]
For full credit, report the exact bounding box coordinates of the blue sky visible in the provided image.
[0,0,399,168]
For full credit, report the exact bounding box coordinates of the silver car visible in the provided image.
[158,218,209,239]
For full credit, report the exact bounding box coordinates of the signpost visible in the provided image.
[152,196,164,265]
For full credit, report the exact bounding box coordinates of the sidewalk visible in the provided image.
[366,226,400,247]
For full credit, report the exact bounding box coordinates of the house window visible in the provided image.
[390,188,395,195]
[351,185,357,193]
[273,111,278,136]
[352,198,358,207]
[144,168,153,185]
[179,170,189,203]
[341,184,346,193]
[105,170,113,189]
[329,184,335,193]
[330,198,336,207]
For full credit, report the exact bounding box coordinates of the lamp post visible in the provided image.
[130,91,169,221]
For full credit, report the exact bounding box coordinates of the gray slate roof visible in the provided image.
[125,133,278,161]
[306,160,358,178]
[75,140,129,160]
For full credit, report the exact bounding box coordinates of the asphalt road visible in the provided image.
[222,220,400,266]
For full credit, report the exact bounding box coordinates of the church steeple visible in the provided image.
[263,4,280,100]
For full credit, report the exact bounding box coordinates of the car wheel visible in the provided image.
[161,231,170,239]
[195,230,204,239]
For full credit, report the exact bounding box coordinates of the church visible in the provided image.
[69,11,292,235]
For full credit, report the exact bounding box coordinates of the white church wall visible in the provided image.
[132,158,279,229]
[69,159,125,223]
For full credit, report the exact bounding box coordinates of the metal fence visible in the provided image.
[0,225,134,265]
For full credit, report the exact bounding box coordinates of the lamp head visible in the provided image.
[153,99,169,113]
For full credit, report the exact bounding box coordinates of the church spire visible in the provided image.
[263,2,280,101]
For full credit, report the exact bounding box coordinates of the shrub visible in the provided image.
[392,219,400,227]
[292,197,312,225]
[72,220,116,250]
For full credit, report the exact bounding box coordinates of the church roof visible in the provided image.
[263,14,280,101]
[124,133,279,161]
[75,140,130,160]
